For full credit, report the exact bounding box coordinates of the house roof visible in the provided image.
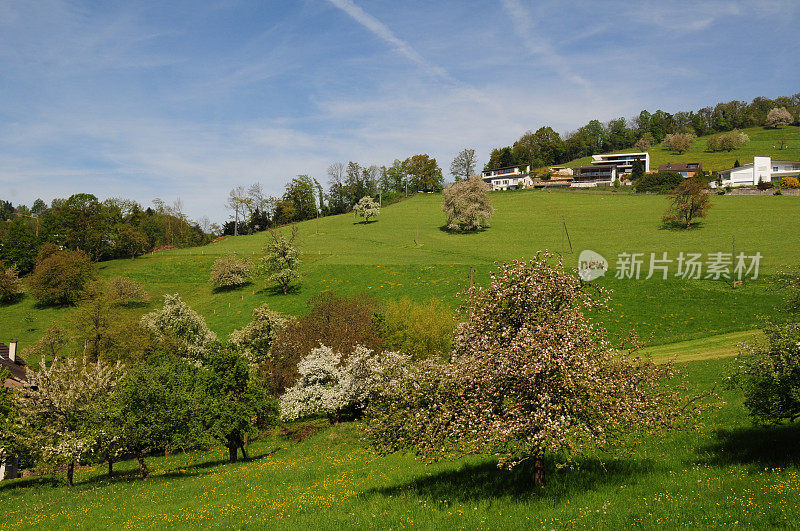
[658,162,702,172]
[0,343,26,388]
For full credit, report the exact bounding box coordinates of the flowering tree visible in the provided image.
[210,255,253,289]
[765,107,793,128]
[442,176,493,231]
[260,229,301,294]
[353,196,380,223]
[140,294,217,362]
[280,345,407,423]
[367,253,690,486]
[229,304,285,364]
[17,356,124,486]
[0,260,24,304]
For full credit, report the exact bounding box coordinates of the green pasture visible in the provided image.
[2,190,798,355]
[3,356,800,529]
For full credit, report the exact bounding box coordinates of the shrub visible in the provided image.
[279,344,408,422]
[781,176,800,189]
[229,304,285,364]
[367,254,692,486]
[729,322,800,424]
[0,260,24,304]
[105,276,150,306]
[707,130,749,152]
[210,255,253,289]
[266,292,385,394]
[28,249,95,306]
[756,178,773,191]
[442,176,493,231]
[382,297,454,359]
[353,196,380,223]
[140,294,217,362]
[633,171,684,193]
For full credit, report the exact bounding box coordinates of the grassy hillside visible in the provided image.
[565,125,800,171]
[3,356,800,529]
[2,190,798,357]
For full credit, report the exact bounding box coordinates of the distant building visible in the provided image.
[717,157,800,187]
[1,341,23,481]
[591,152,650,175]
[658,162,703,178]
[481,165,533,190]
[572,165,616,187]
[548,166,574,181]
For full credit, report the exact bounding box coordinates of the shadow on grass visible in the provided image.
[659,220,705,231]
[437,225,489,235]
[212,282,252,294]
[258,284,302,296]
[367,455,654,502]
[0,475,61,492]
[699,423,800,468]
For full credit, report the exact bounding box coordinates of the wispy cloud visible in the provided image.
[326,0,454,82]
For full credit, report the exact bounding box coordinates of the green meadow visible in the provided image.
[3,357,800,529]
[2,190,800,528]
[2,189,797,354]
[565,125,800,172]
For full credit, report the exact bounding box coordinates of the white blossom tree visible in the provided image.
[260,229,301,294]
[18,356,124,486]
[229,304,285,364]
[442,175,493,231]
[367,253,694,487]
[210,255,253,289]
[765,107,794,128]
[140,294,217,362]
[280,345,407,423]
[353,196,380,223]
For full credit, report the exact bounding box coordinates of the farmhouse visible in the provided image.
[658,162,702,178]
[481,165,533,190]
[1,341,23,481]
[717,156,800,187]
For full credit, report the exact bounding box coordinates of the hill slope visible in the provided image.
[2,190,798,354]
[564,125,800,171]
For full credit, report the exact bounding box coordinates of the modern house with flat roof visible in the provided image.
[716,157,800,187]
[591,152,650,174]
[572,165,616,187]
[658,162,702,178]
[481,165,533,190]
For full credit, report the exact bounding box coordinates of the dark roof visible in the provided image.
[0,343,26,388]
[658,162,702,172]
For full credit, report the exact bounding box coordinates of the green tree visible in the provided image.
[229,304,285,365]
[114,224,149,259]
[283,175,318,221]
[661,177,712,229]
[0,260,24,304]
[28,249,96,306]
[404,154,444,192]
[450,148,478,181]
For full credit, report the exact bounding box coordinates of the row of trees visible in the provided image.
[485,94,800,171]
[0,194,211,275]
[224,155,446,235]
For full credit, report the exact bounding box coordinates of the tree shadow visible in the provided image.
[659,220,705,231]
[212,282,253,294]
[258,284,301,296]
[366,455,653,502]
[438,225,489,235]
[0,293,25,307]
[352,220,378,225]
[0,475,61,492]
[697,423,800,469]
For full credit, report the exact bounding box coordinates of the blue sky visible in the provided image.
[1,0,798,222]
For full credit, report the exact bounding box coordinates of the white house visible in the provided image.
[591,152,650,174]
[572,165,617,187]
[716,157,800,187]
[481,165,533,190]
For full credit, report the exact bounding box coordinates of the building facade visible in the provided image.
[481,165,533,190]
[591,152,650,174]
[717,157,800,187]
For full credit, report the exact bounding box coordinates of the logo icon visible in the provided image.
[578,250,608,282]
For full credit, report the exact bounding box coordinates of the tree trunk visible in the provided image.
[66,461,75,487]
[108,458,114,477]
[137,455,150,478]
[533,456,545,487]
[228,442,238,463]
[239,442,248,461]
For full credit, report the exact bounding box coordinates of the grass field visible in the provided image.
[564,125,800,172]
[3,356,800,529]
[2,190,798,358]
